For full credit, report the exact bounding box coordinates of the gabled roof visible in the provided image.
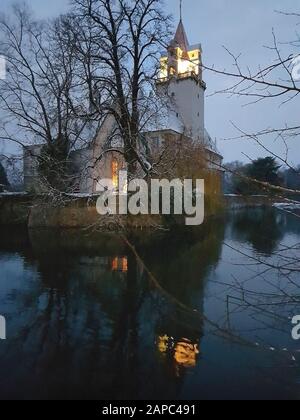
[174,20,189,52]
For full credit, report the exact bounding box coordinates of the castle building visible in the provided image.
[24,17,223,194]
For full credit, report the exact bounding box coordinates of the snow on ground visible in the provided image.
[0,192,28,197]
[273,201,300,210]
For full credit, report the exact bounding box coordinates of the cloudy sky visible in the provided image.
[1,0,299,165]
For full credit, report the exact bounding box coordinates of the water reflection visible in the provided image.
[158,335,200,370]
[0,208,299,400]
[0,220,223,400]
[111,257,128,272]
[230,208,284,256]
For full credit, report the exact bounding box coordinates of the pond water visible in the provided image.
[0,208,299,400]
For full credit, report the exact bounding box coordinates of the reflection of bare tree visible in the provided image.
[0,226,222,399]
[201,11,300,210]
[2,212,298,398]
[208,210,300,365]
[231,208,284,256]
[195,10,300,358]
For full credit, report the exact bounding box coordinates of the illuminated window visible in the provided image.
[111,256,128,273]
[122,257,128,273]
[160,57,168,79]
[112,257,118,271]
[112,159,119,189]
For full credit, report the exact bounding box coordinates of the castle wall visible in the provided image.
[168,77,205,142]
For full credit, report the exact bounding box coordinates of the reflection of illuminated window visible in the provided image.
[157,335,199,369]
[122,257,128,273]
[111,256,128,273]
[112,159,119,189]
[174,340,199,368]
[158,335,169,353]
[112,257,118,271]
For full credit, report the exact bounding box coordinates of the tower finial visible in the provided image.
[180,0,182,21]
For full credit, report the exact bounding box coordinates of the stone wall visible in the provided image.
[28,202,164,229]
[0,193,274,229]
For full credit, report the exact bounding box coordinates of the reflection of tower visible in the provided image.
[157,8,206,141]
[139,217,225,396]
[157,330,201,378]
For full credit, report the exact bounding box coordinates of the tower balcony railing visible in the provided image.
[156,71,206,89]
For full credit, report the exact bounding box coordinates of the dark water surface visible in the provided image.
[0,208,300,400]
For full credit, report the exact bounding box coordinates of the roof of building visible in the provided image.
[144,106,222,158]
[160,19,202,57]
[174,19,189,51]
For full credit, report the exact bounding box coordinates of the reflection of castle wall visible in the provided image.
[0,195,33,226]
[158,335,199,370]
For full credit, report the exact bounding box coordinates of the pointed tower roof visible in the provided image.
[174,20,189,52]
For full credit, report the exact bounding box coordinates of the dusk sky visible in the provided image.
[1,0,299,165]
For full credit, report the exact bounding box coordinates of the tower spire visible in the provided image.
[179,0,182,22]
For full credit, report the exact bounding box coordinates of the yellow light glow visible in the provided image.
[174,340,199,368]
[157,335,199,369]
[112,257,118,271]
[111,256,128,273]
[158,335,169,353]
[177,58,190,74]
[122,257,128,273]
[188,50,199,59]
[178,53,199,76]
[160,57,168,79]
[159,47,201,79]
[112,159,119,189]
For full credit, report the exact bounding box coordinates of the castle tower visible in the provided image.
[157,13,206,142]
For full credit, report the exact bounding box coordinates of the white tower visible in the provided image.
[157,14,206,142]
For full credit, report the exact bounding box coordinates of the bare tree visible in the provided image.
[0,5,93,192]
[70,0,172,179]
[204,10,300,200]
[197,10,300,352]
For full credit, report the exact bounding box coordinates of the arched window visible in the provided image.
[112,158,119,189]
